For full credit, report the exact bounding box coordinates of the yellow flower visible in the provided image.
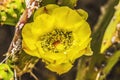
[22,4,92,74]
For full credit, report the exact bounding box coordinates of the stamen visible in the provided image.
[40,29,73,53]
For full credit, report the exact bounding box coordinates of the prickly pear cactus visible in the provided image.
[101,1,120,53]
[0,0,25,25]
[0,64,13,80]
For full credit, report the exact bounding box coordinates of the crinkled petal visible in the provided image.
[66,38,92,62]
[66,45,85,63]
[34,4,59,19]
[52,6,83,30]
[73,20,91,47]
[46,62,73,75]
[32,14,55,36]
[76,9,88,20]
[22,23,40,57]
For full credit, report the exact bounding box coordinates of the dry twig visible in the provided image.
[1,0,41,64]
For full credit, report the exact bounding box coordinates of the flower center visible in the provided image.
[40,29,73,53]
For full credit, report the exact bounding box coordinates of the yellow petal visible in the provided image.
[34,4,59,19]
[73,20,91,47]
[76,9,88,20]
[46,62,73,75]
[22,23,40,57]
[66,38,92,62]
[52,6,83,30]
[32,14,55,36]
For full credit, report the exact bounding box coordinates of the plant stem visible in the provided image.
[76,0,119,80]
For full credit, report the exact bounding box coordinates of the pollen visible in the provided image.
[40,29,73,53]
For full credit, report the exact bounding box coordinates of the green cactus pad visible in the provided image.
[0,0,25,26]
[0,64,13,80]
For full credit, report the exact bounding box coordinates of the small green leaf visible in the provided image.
[0,64,13,80]
[41,0,56,6]
[100,1,120,53]
[41,0,77,8]
[57,0,77,8]
[0,0,25,26]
